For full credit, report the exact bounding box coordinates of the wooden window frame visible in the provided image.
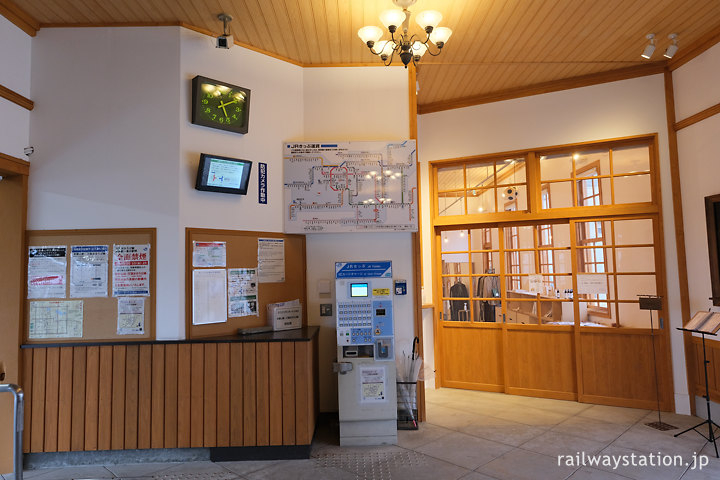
[430,135,662,329]
[538,185,555,291]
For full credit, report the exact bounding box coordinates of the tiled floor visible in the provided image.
[4,388,720,480]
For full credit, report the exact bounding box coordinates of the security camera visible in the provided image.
[24,146,34,156]
[216,34,233,49]
[216,14,233,49]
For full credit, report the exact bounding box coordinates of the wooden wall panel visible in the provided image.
[295,342,310,445]
[256,343,269,446]
[57,347,74,451]
[216,343,230,447]
[151,345,165,448]
[164,344,178,448]
[22,348,33,453]
[111,346,126,450]
[176,344,191,448]
[84,346,99,451]
[124,345,139,450]
[203,344,217,447]
[580,331,672,410]
[243,344,257,446]
[281,342,295,445]
[70,347,86,451]
[30,348,45,453]
[137,345,152,449]
[691,337,720,403]
[97,346,113,450]
[268,343,283,445]
[20,334,319,453]
[43,347,60,452]
[440,326,504,390]
[504,328,576,400]
[190,344,204,447]
[229,343,243,446]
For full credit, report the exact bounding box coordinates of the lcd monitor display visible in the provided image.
[195,153,252,195]
[350,283,369,297]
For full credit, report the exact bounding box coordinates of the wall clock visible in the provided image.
[191,75,251,134]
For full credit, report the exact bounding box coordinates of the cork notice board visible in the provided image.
[186,228,307,338]
[24,228,156,344]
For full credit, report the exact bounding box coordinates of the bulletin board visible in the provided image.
[185,228,307,339]
[23,228,156,344]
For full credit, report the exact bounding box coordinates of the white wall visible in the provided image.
[302,66,413,412]
[673,42,720,315]
[27,27,305,339]
[0,14,31,159]
[418,74,691,413]
[28,27,183,339]
[673,43,720,416]
[179,28,304,234]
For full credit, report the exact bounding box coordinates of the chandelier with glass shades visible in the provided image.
[357,0,452,68]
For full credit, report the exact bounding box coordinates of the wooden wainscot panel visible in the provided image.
[20,331,319,453]
[440,325,504,391]
[124,345,139,450]
[164,344,179,448]
[504,327,577,400]
[216,343,231,447]
[692,337,720,402]
[580,330,673,410]
[71,347,87,451]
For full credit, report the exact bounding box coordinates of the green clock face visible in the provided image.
[191,76,251,134]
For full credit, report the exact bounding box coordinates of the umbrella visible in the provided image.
[397,336,422,428]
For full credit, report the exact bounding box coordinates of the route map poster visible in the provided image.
[283,141,418,233]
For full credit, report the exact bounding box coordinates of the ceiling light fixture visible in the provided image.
[358,0,452,68]
[664,33,679,59]
[641,33,656,59]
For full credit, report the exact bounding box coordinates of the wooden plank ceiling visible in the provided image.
[13,0,720,111]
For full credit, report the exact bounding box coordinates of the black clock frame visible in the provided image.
[191,75,251,134]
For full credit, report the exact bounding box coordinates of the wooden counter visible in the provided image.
[20,327,319,459]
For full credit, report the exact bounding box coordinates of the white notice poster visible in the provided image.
[70,245,109,298]
[113,244,151,297]
[577,273,608,295]
[228,268,258,317]
[528,274,543,294]
[117,297,145,335]
[28,246,67,298]
[29,300,83,339]
[192,241,227,267]
[258,238,285,283]
[360,365,387,403]
[192,269,228,325]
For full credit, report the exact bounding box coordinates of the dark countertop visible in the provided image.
[22,325,319,348]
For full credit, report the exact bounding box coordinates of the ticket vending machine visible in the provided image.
[334,261,397,446]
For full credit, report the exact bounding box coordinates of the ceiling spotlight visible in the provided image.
[641,33,656,59]
[664,33,679,59]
